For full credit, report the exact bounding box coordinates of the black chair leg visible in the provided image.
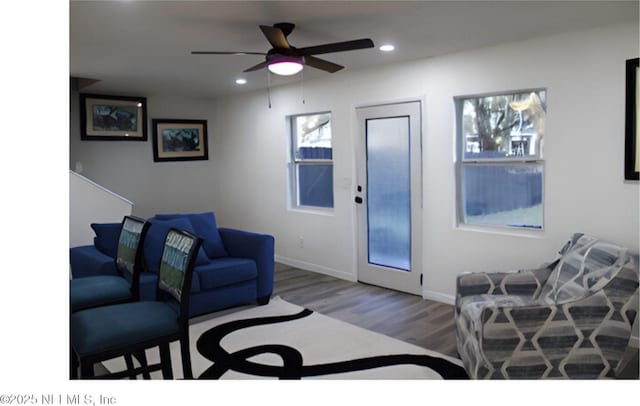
[123,352,151,380]
[159,343,173,379]
[124,354,137,379]
[180,336,193,379]
[136,351,151,379]
[80,360,94,378]
[70,349,78,379]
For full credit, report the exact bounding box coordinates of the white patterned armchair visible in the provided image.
[455,233,639,379]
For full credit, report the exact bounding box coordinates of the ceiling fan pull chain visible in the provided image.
[301,68,305,105]
[267,70,272,109]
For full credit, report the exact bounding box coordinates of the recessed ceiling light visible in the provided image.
[379,44,395,52]
[235,78,247,85]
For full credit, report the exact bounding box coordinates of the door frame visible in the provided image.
[353,97,424,295]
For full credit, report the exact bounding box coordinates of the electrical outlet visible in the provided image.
[298,236,304,248]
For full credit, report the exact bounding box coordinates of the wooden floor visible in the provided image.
[272,263,639,379]
[272,263,458,357]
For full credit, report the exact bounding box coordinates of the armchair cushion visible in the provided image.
[70,245,118,278]
[538,234,630,305]
[90,222,121,258]
[195,257,257,291]
[154,212,228,259]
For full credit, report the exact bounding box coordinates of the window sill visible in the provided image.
[455,223,544,239]
[288,206,335,217]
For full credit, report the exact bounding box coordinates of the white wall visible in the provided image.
[69,170,133,247]
[70,90,222,219]
[70,22,639,302]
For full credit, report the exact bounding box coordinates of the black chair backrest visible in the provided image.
[156,228,202,324]
[115,216,151,298]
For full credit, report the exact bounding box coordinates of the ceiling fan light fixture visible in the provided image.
[268,57,304,76]
[191,23,373,76]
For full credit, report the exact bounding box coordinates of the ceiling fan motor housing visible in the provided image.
[266,48,303,63]
[273,22,295,37]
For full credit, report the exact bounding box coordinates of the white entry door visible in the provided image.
[355,101,422,295]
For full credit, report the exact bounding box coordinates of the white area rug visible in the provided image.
[104,296,466,379]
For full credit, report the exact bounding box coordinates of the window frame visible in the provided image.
[454,88,546,231]
[288,111,334,211]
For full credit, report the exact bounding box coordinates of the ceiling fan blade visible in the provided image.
[297,38,374,56]
[303,55,344,73]
[259,25,290,49]
[70,76,100,90]
[192,51,266,55]
[243,61,269,72]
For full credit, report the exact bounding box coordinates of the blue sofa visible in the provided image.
[69,212,275,317]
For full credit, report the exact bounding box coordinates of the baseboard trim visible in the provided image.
[423,289,455,305]
[275,255,357,282]
[277,257,456,304]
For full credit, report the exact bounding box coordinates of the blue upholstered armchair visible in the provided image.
[455,233,639,379]
[70,212,275,317]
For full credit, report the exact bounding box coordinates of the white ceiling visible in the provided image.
[70,1,638,100]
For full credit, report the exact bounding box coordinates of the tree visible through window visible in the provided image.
[290,112,333,209]
[456,90,546,229]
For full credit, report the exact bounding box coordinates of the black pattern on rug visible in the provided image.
[196,308,468,379]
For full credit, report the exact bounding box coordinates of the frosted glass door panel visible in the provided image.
[366,117,411,271]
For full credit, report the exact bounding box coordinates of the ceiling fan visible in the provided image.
[192,22,374,76]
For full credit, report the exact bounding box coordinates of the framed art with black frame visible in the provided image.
[80,93,148,141]
[152,119,209,162]
[624,57,639,181]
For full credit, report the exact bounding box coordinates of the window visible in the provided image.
[290,112,333,209]
[455,89,546,229]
